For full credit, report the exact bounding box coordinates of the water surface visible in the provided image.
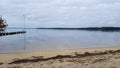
[0,29,120,53]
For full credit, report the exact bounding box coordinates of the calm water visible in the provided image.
[0,29,120,53]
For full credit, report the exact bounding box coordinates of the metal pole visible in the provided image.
[23,14,26,30]
[0,0,3,17]
[23,14,26,52]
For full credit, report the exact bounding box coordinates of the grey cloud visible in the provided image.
[0,0,120,27]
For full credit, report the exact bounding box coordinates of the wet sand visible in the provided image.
[0,46,120,68]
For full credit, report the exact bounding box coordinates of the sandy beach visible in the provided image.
[0,46,120,68]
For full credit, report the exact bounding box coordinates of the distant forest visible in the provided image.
[37,27,120,31]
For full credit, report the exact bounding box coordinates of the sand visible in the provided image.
[0,46,120,68]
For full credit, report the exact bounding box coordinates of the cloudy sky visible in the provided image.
[0,0,120,28]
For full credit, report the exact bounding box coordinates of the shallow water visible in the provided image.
[0,29,120,53]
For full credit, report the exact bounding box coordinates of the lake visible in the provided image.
[0,29,120,53]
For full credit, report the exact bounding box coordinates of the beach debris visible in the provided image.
[9,49,120,64]
[0,62,3,65]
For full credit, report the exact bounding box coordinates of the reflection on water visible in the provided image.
[0,29,120,53]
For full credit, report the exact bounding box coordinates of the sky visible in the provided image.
[0,0,120,28]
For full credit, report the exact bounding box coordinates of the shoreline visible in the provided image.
[0,46,119,54]
[0,46,120,60]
